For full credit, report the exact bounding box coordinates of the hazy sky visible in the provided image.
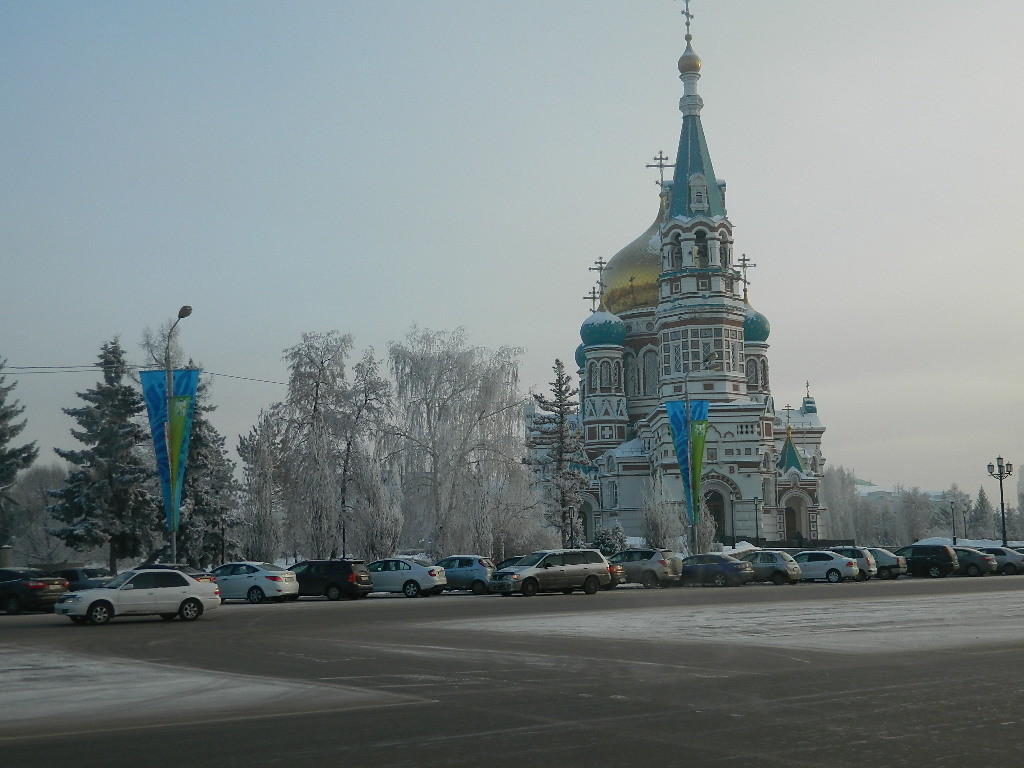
[2,1,1022,497]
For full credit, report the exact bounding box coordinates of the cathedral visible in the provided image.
[572,15,827,548]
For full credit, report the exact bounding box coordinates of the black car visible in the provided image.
[289,559,373,600]
[49,566,113,591]
[678,553,754,587]
[891,544,958,578]
[1,568,69,614]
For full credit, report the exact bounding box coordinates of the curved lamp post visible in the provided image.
[987,456,1013,547]
[166,305,192,564]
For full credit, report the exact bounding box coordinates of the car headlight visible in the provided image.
[62,594,82,603]
[510,574,519,581]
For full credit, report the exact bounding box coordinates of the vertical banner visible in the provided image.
[140,369,200,533]
[665,400,709,524]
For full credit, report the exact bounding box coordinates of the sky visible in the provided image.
[2,1,1022,497]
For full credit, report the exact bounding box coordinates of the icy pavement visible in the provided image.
[0,648,418,734]
[455,591,1024,653]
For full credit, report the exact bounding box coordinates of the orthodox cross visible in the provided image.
[736,252,757,301]
[805,380,811,398]
[645,150,675,186]
[589,257,607,301]
[782,403,794,429]
[583,286,600,312]
[677,0,694,34]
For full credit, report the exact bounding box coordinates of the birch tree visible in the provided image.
[237,411,282,562]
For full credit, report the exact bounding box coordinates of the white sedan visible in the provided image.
[366,557,447,597]
[55,568,221,624]
[792,551,859,583]
[210,561,299,603]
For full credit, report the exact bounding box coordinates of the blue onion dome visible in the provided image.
[580,309,627,347]
[743,302,771,343]
[574,343,587,370]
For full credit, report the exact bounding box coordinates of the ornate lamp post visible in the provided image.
[987,456,1013,547]
[166,305,192,564]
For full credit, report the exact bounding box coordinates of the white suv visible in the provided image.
[55,568,221,624]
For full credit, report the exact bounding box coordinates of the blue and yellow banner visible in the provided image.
[140,369,200,532]
[665,400,709,524]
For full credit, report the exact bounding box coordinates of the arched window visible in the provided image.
[613,360,621,389]
[600,360,611,389]
[746,357,759,388]
[623,353,637,396]
[589,361,599,391]
[694,231,709,269]
[643,351,659,396]
[760,359,769,389]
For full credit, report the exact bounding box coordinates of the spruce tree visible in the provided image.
[48,338,160,573]
[970,487,995,539]
[527,359,588,547]
[0,359,39,546]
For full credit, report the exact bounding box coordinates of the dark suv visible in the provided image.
[891,544,958,578]
[289,560,373,600]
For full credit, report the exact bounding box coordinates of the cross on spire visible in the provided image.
[805,380,811,398]
[645,150,675,187]
[583,286,600,312]
[736,252,757,301]
[678,0,694,36]
[588,257,608,302]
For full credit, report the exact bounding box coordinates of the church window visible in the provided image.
[746,358,759,387]
[721,244,730,269]
[624,354,637,396]
[761,359,770,389]
[689,175,710,213]
[613,361,621,388]
[673,344,682,373]
[600,361,611,389]
[697,277,710,291]
[707,448,718,461]
[643,351,659,395]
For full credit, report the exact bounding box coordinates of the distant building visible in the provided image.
[569,20,827,547]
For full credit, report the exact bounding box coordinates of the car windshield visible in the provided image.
[105,571,136,589]
[84,568,111,578]
[515,553,546,567]
[258,563,281,571]
[409,558,432,567]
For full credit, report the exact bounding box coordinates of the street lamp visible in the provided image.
[166,305,192,564]
[753,496,761,546]
[987,456,1013,547]
[949,498,956,545]
[682,350,720,554]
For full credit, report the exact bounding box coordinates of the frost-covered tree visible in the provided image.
[7,464,74,562]
[48,338,160,574]
[176,375,242,568]
[0,359,39,547]
[943,484,972,541]
[820,466,859,540]
[638,475,680,549]
[526,359,588,548]
[969,487,995,539]
[238,411,282,562]
[388,327,526,557]
[349,447,402,561]
[897,487,934,542]
[694,498,717,554]
[591,523,627,555]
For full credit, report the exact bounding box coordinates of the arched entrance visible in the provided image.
[785,507,799,540]
[706,491,725,543]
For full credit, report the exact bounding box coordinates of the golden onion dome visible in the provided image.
[602,195,666,315]
[678,36,701,75]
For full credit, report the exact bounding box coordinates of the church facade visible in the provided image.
[572,21,827,549]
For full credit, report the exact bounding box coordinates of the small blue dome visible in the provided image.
[744,304,770,343]
[574,343,587,369]
[580,310,626,347]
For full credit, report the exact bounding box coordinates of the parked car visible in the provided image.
[487,549,612,596]
[54,568,220,624]
[288,559,373,600]
[606,561,627,589]
[366,557,447,597]
[890,544,958,578]
[975,547,1024,575]
[608,548,682,588]
[435,555,494,594]
[678,553,754,587]
[828,546,878,581]
[737,550,802,585]
[494,556,525,571]
[135,563,217,583]
[0,568,69,614]
[48,566,112,591]
[210,561,299,603]
[792,551,859,583]
[865,547,908,580]
[951,546,997,577]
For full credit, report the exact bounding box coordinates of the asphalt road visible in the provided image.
[3,576,1024,768]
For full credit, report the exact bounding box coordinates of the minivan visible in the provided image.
[487,549,612,596]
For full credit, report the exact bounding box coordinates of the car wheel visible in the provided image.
[402,580,422,598]
[87,601,113,625]
[246,587,266,604]
[582,576,600,595]
[771,572,787,586]
[325,584,342,601]
[470,580,488,595]
[178,598,203,621]
[4,595,21,615]
[69,615,89,625]
[520,579,539,597]
[159,613,177,621]
[712,572,728,587]
[825,569,843,583]
[640,571,659,589]
[927,565,944,578]
[966,564,981,577]
[1003,564,1019,576]
[877,567,892,579]
[855,570,867,582]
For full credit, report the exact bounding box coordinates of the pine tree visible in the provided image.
[526,359,588,547]
[176,375,242,568]
[0,359,39,546]
[591,523,627,555]
[970,487,995,539]
[48,338,160,573]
